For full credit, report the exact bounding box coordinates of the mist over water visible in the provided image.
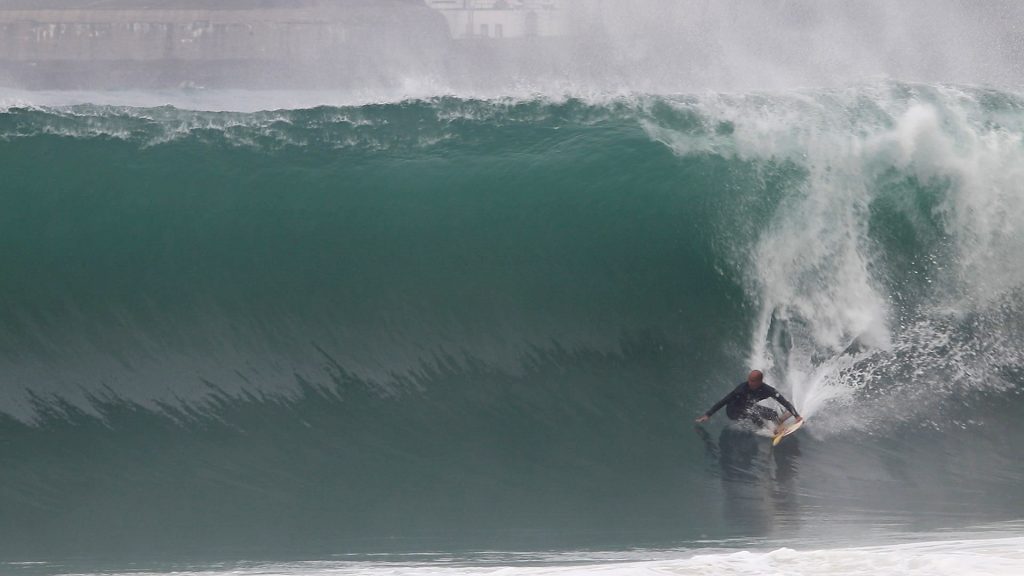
[1,0,1024,573]
[566,0,1024,93]
[3,1,1024,104]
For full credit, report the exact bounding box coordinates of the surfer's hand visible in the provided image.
[695,415,709,424]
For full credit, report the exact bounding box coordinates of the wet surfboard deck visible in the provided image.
[771,419,804,446]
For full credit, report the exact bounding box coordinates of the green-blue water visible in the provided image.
[1,83,1023,564]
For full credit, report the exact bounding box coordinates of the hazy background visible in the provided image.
[1,0,1024,100]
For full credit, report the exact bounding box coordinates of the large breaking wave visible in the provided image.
[1,81,1023,560]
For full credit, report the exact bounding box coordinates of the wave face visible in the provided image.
[1,82,1024,561]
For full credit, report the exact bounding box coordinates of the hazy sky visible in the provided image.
[0,0,420,8]
[3,0,1024,95]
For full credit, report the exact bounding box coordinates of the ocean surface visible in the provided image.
[2,82,1024,574]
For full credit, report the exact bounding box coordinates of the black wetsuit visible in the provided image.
[704,382,799,425]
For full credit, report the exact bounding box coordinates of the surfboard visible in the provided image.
[771,419,804,446]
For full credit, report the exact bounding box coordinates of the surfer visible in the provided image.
[695,370,802,429]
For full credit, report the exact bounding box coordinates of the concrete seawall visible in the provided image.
[0,4,452,89]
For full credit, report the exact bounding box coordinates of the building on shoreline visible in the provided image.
[0,0,452,89]
[423,0,564,40]
[0,0,570,90]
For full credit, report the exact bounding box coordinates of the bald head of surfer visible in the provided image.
[746,370,764,390]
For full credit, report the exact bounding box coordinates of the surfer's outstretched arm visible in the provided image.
[771,390,802,422]
[696,389,736,423]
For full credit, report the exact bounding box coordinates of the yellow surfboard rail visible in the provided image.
[771,418,804,446]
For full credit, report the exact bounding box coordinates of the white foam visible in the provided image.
[53,536,1024,576]
[647,81,1024,432]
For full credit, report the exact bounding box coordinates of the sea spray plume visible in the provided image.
[553,0,1024,94]
[647,83,1024,431]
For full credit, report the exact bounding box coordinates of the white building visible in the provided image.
[424,0,565,39]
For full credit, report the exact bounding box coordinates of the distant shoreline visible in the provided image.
[0,2,451,89]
